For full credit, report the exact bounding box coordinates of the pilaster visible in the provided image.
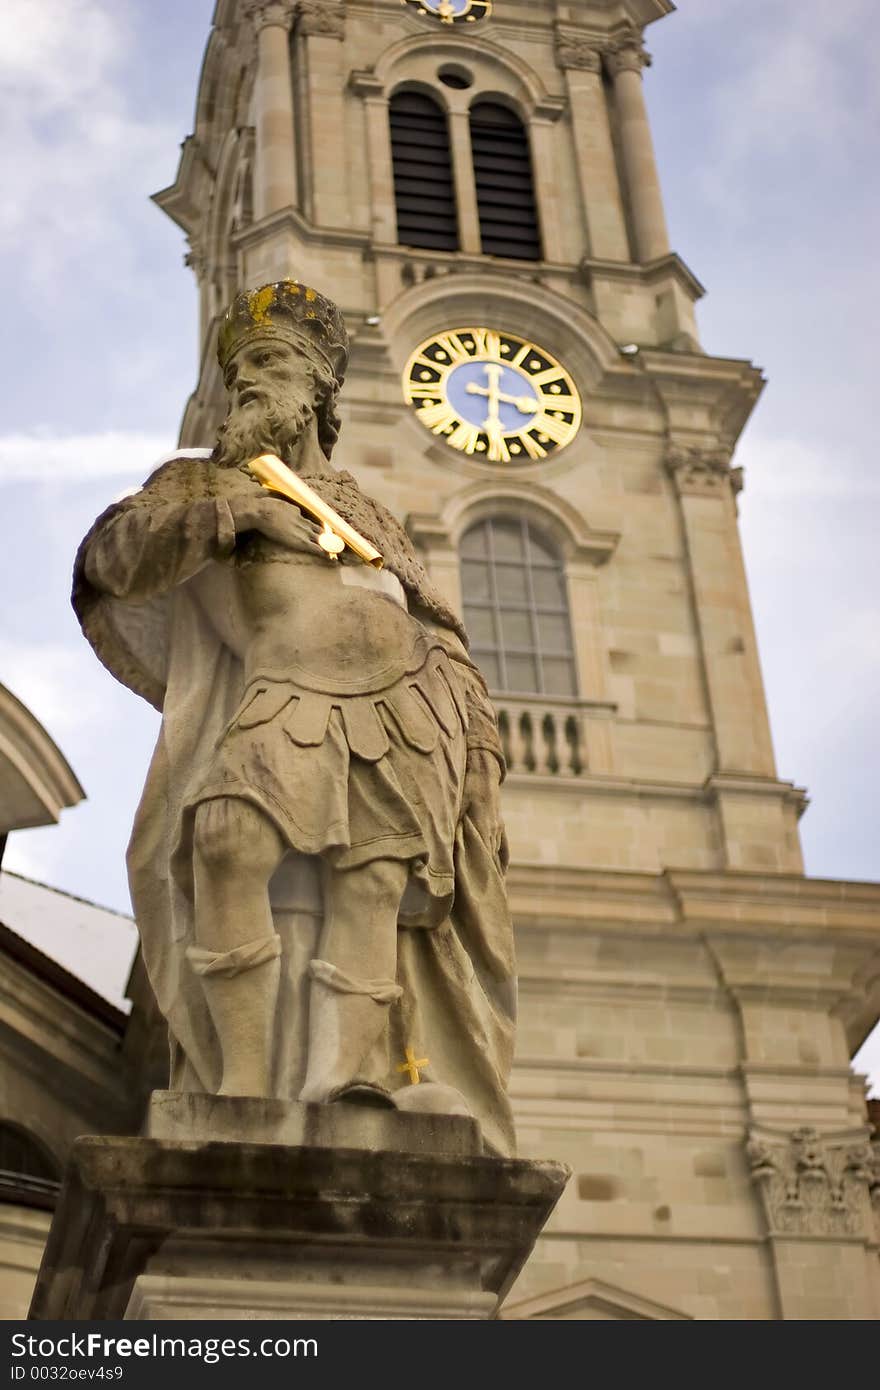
[448,109,482,255]
[350,71,398,247]
[244,0,298,219]
[554,26,629,262]
[295,0,349,228]
[666,444,777,783]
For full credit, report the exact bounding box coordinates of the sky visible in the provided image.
[0,0,878,1084]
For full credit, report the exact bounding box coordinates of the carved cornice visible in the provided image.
[554,27,602,74]
[241,0,296,32]
[296,0,345,38]
[747,1127,878,1239]
[665,444,736,498]
[605,24,651,77]
[349,69,384,100]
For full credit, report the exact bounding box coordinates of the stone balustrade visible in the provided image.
[493,695,588,778]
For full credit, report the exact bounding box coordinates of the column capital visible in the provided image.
[296,0,345,38]
[665,443,735,497]
[241,0,296,33]
[605,25,651,77]
[747,1127,877,1239]
[554,26,602,74]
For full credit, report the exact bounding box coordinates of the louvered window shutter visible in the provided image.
[389,91,459,251]
[470,102,541,261]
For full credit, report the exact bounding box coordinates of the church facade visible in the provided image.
[0,0,878,1319]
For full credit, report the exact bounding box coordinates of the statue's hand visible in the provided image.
[227,494,324,555]
[462,748,509,870]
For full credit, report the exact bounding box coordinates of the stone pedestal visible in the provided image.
[29,1096,568,1321]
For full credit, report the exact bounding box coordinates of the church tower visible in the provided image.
[157,0,880,1319]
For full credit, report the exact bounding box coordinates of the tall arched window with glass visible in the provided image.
[459,518,576,695]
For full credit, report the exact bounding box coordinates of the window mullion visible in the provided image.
[521,519,544,694]
[490,518,509,692]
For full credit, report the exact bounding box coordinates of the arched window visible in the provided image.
[460,518,576,695]
[0,1122,60,1210]
[469,102,541,260]
[389,91,458,251]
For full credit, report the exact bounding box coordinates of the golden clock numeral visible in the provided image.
[519,433,548,461]
[433,334,470,367]
[510,342,531,369]
[529,366,567,388]
[449,331,480,361]
[448,421,481,453]
[485,330,502,361]
[468,328,487,356]
[537,392,577,412]
[533,412,572,445]
[418,402,457,432]
[486,430,510,464]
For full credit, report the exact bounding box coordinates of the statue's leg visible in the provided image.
[299,858,407,1105]
[189,796,287,1097]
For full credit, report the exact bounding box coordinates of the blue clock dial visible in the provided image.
[403,328,582,464]
[446,360,540,433]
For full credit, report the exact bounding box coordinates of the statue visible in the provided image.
[73,282,517,1155]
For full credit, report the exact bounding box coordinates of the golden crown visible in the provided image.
[217,280,349,383]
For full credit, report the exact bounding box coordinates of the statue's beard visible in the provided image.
[212,391,315,470]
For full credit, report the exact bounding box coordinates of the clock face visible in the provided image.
[403,328,582,463]
[400,0,492,25]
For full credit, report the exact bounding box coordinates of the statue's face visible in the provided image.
[214,335,325,470]
[223,338,315,416]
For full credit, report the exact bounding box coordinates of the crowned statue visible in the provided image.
[73,282,517,1156]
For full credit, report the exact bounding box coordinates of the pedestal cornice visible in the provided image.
[29,1136,569,1321]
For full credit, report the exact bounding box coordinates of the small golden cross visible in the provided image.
[397,1046,429,1085]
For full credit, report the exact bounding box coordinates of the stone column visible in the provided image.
[448,109,482,254]
[295,0,348,227]
[554,29,629,262]
[666,445,776,781]
[605,29,670,264]
[528,116,564,264]
[246,0,297,220]
[353,73,398,245]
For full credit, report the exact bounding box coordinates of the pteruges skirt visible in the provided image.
[187,640,469,927]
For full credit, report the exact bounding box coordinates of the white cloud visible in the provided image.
[737,435,880,500]
[0,638,107,738]
[0,430,171,484]
[0,0,122,108]
[676,0,880,224]
[0,0,176,285]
